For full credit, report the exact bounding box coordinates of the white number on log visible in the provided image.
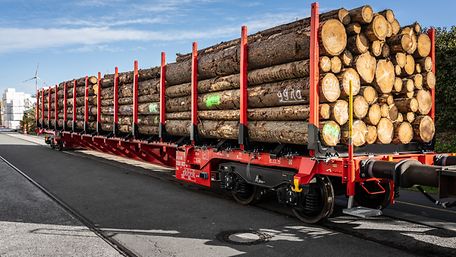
[278,88,304,103]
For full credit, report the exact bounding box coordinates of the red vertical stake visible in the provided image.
[190,42,198,143]
[63,82,67,129]
[54,84,58,128]
[428,28,436,121]
[41,89,45,126]
[133,60,139,137]
[84,76,89,132]
[239,25,248,150]
[159,52,167,141]
[36,89,39,128]
[113,67,119,134]
[309,2,320,157]
[47,87,51,127]
[72,80,77,131]
[97,72,102,133]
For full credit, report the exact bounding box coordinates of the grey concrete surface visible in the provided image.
[1,133,453,257]
[0,153,122,256]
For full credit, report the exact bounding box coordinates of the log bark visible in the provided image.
[101,115,159,126]
[347,34,369,54]
[391,19,401,36]
[166,20,346,86]
[101,79,160,99]
[395,98,419,113]
[349,5,373,24]
[166,59,310,98]
[167,78,310,113]
[101,102,160,115]
[381,42,390,58]
[340,50,353,66]
[371,40,384,57]
[101,94,160,106]
[379,9,395,23]
[412,115,435,143]
[103,66,160,86]
[179,105,311,121]
[376,117,394,144]
[388,34,413,53]
[422,72,436,89]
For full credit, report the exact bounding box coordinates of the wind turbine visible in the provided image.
[23,63,42,92]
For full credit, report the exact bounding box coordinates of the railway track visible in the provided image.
[1,133,455,257]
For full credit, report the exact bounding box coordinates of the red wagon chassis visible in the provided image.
[37,2,455,222]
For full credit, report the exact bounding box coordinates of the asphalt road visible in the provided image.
[0,133,455,257]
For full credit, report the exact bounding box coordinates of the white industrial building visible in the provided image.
[1,88,36,129]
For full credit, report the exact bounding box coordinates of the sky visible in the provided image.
[0,0,455,96]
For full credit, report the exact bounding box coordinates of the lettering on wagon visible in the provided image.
[277,88,304,103]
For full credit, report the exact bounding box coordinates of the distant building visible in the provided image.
[1,88,36,129]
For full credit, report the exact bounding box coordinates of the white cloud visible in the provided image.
[57,17,169,27]
[0,10,309,54]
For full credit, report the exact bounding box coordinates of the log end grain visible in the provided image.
[320,73,341,102]
[320,19,347,56]
[331,100,349,125]
[413,115,435,143]
[355,52,377,83]
[339,68,361,96]
[354,95,369,119]
[394,122,414,144]
[377,117,394,144]
[366,125,378,144]
[321,120,341,146]
[416,89,432,115]
[375,59,395,93]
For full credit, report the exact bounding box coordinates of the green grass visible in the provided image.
[407,185,438,194]
[435,131,456,153]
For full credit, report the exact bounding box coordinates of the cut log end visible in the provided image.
[423,72,436,89]
[338,68,361,96]
[320,73,341,102]
[320,103,331,120]
[393,122,414,144]
[331,56,342,73]
[365,103,382,125]
[353,96,369,119]
[340,50,353,66]
[413,115,435,143]
[321,121,341,146]
[377,117,394,144]
[355,52,377,83]
[366,125,378,144]
[380,9,395,23]
[416,89,432,115]
[374,59,395,93]
[331,100,349,125]
[350,5,374,24]
[342,120,367,146]
[416,33,431,58]
[360,86,378,105]
[366,15,389,41]
[320,19,347,56]
[320,56,331,72]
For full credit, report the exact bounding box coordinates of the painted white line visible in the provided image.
[395,200,456,215]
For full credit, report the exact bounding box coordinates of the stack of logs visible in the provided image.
[45,5,436,147]
[160,5,435,146]
[100,67,161,134]
[55,76,98,130]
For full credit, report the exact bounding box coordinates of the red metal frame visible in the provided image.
[114,67,119,129]
[159,52,166,140]
[428,28,436,120]
[72,80,77,128]
[41,89,45,126]
[191,42,198,143]
[84,76,89,129]
[54,84,58,128]
[47,87,51,127]
[239,26,248,150]
[63,82,68,126]
[97,72,102,127]
[133,60,139,136]
[36,89,39,125]
[309,2,320,157]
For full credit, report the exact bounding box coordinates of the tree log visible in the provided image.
[342,120,367,146]
[103,66,160,86]
[329,100,349,125]
[101,102,160,115]
[338,68,361,96]
[101,79,160,99]
[406,112,415,123]
[422,72,436,89]
[346,23,361,35]
[347,34,369,54]
[365,14,389,41]
[355,52,376,83]
[331,56,342,73]
[415,33,431,58]
[366,125,378,144]
[376,118,394,144]
[320,57,331,72]
[373,59,395,93]
[379,9,395,23]
[364,103,381,125]
[371,40,384,57]
[353,96,369,119]
[417,57,432,72]
[393,122,413,144]
[388,34,413,53]
[359,86,377,104]
[166,59,310,98]
[391,19,401,36]
[412,115,435,143]
[101,94,160,106]
[395,98,419,113]
[416,89,432,115]
[340,50,353,66]
[349,5,373,24]
[320,104,331,120]
[320,73,341,102]
[403,55,415,76]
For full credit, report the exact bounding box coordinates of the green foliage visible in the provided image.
[435,26,456,131]
[435,131,456,153]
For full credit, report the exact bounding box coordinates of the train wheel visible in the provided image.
[292,176,335,224]
[355,181,391,209]
[232,175,262,205]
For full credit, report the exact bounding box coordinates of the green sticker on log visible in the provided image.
[205,94,221,108]
[149,103,159,114]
